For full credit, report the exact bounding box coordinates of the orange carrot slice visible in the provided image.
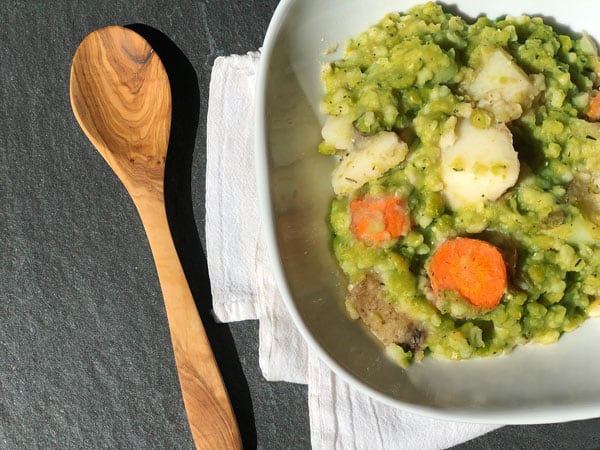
[427,237,507,309]
[588,91,600,121]
[350,194,411,245]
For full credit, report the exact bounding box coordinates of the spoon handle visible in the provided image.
[134,194,242,449]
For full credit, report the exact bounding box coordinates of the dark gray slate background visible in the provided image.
[2,1,600,448]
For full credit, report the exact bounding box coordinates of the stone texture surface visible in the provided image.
[2,1,599,449]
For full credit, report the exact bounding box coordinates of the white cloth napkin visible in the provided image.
[206,52,501,449]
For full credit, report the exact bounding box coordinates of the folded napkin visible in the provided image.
[206,52,500,449]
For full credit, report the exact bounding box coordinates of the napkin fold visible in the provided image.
[206,52,308,384]
[206,52,500,449]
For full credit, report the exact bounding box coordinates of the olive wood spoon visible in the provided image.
[70,26,241,449]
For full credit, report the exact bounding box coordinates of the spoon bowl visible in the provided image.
[70,26,169,190]
[70,26,241,449]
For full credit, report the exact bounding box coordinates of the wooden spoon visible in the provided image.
[70,26,241,449]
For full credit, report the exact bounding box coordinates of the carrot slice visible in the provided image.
[350,194,411,245]
[588,91,600,121]
[427,237,507,309]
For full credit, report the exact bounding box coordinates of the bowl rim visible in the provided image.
[254,0,600,424]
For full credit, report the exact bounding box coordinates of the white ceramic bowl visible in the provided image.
[255,0,600,423]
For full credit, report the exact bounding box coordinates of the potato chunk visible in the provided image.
[321,115,356,150]
[464,48,540,122]
[331,131,408,196]
[440,119,520,209]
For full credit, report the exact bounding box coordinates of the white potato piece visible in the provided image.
[464,48,540,122]
[440,119,520,209]
[321,115,356,150]
[332,131,408,196]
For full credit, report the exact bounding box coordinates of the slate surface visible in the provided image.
[1,1,599,449]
